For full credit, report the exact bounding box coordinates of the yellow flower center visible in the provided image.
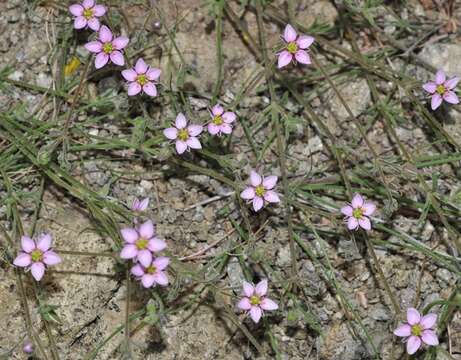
[287,41,298,54]
[255,185,265,197]
[103,42,113,54]
[146,265,157,274]
[31,249,43,262]
[411,324,422,337]
[178,129,189,141]
[213,115,223,125]
[137,74,147,86]
[83,8,94,20]
[250,295,261,305]
[436,84,446,95]
[136,238,148,250]
[352,208,363,219]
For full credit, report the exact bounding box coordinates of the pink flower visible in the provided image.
[341,193,376,231]
[394,308,439,355]
[163,113,203,155]
[119,220,166,267]
[131,197,149,212]
[84,25,129,69]
[131,257,169,288]
[423,70,459,110]
[237,279,278,323]
[207,104,236,135]
[23,341,34,354]
[13,234,61,281]
[278,24,314,69]
[69,0,106,31]
[121,58,161,97]
[240,170,280,212]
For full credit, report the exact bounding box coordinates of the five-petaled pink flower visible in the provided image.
[121,58,161,97]
[120,220,166,267]
[69,0,106,31]
[131,257,169,288]
[423,70,459,110]
[237,279,278,323]
[278,24,314,69]
[341,193,376,231]
[240,170,280,212]
[13,234,61,281]
[207,104,236,135]
[394,308,439,355]
[85,25,129,69]
[131,197,149,212]
[163,113,203,155]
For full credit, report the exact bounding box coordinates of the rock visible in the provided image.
[419,44,461,76]
[320,322,368,360]
[296,1,338,28]
[276,245,292,267]
[227,257,245,292]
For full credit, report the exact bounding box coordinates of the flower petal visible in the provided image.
[421,330,439,346]
[295,50,311,65]
[13,253,32,267]
[435,70,446,85]
[37,234,52,251]
[393,324,411,337]
[146,68,161,81]
[250,171,262,187]
[21,236,35,253]
[250,306,262,323]
[153,271,169,286]
[74,16,87,29]
[84,41,102,53]
[175,113,187,129]
[277,51,293,69]
[347,217,359,230]
[445,76,460,90]
[141,274,155,288]
[420,314,437,329]
[127,82,142,96]
[87,18,100,31]
[69,4,84,16]
[407,308,421,325]
[188,125,203,137]
[92,4,106,16]
[283,24,297,42]
[422,81,437,94]
[341,205,353,217]
[220,123,232,134]
[255,279,268,296]
[131,264,144,277]
[31,262,45,281]
[98,25,113,43]
[175,140,188,154]
[153,257,170,271]
[207,123,220,135]
[122,69,137,81]
[186,137,202,150]
[296,35,314,49]
[94,52,109,69]
[260,298,278,311]
[212,104,224,116]
[237,297,251,310]
[264,191,280,203]
[358,217,371,231]
[121,228,138,243]
[253,196,264,212]
[262,175,277,190]
[242,281,255,297]
[351,194,364,208]
[222,111,236,123]
[137,249,152,267]
[443,91,459,104]
[148,237,166,252]
[142,83,157,97]
[241,187,255,200]
[139,220,155,239]
[120,244,137,259]
[431,93,443,110]
[42,251,61,266]
[82,0,95,8]
[164,127,178,140]
[135,58,148,74]
[110,51,125,66]
[362,202,376,216]
[406,336,421,355]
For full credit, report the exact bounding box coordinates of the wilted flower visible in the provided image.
[237,279,278,323]
[394,308,439,355]
[341,193,376,231]
[23,341,34,354]
[120,220,166,267]
[240,170,280,212]
[207,104,236,135]
[84,25,129,69]
[121,58,161,97]
[13,234,61,281]
[163,113,203,154]
[69,0,106,31]
[278,24,314,69]
[423,70,459,110]
[131,257,169,288]
[131,197,149,212]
